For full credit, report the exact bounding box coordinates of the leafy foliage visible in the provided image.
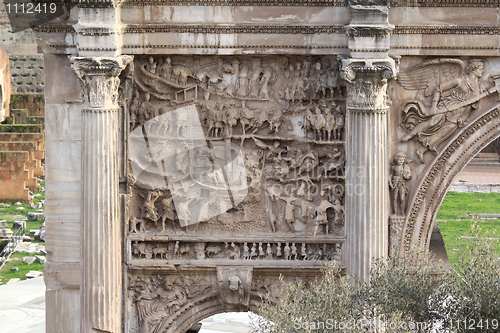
[253,225,500,333]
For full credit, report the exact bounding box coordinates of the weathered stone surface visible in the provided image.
[25,270,43,279]
[0,220,7,228]
[22,256,36,265]
[35,255,46,264]
[27,212,44,221]
[12,221,25,230]
[30,202,43,210]
[10,266,18,272]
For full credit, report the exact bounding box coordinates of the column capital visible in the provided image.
[71,56,133,111]
[341,58,396,113]
[71,56,133,80]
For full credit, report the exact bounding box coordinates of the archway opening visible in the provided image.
[431,147,500,268]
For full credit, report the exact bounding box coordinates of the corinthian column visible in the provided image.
[342,59,395,282]
[72,56,132,333]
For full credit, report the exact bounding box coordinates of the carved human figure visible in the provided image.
[389,152,412,215]
[236,65,249,98]
[145,56,157,74]
[399,59,489,162]
[142,191,160,223]
[334,110,345,141]
[283,243,291,260]
[266,243,273,260]
[242,243,250,260]
[250,243,257,259]
[159,194,176,232]
[259,66,273,99]
[159,57,172,81]
[290,243,297,260]
[275,243,282,257]
[300,243,308,260]
[258,243,265,259]
[129,90,141,130]
[138,93,156,124]
[314,107,326,141]
[249,60,263,98]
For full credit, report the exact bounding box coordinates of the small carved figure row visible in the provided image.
[131,240,343,262]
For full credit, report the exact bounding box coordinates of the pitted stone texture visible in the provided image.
[9,56,44,94]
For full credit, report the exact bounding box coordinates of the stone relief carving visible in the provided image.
[130,240,343,263]
[129,273,217,332]
[125,55,346,330]
[127,55,346,238]
[389,152,412,216]
[398,58,500,162]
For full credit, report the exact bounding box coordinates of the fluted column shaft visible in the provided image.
[342,59,395,282]
[72,56,132,333]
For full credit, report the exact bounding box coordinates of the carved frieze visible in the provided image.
[127,55,346,239]
[129,239,343,263]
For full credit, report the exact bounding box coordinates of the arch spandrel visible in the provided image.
[389,56,500,253]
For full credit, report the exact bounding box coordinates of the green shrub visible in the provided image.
[253,225,499,333]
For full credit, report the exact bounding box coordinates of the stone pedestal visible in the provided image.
[71,56,131,333]
[343,58,395,281]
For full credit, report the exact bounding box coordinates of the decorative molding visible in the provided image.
[32,24,76,33]
[72,0,119,8]
[394,26,500,35]
[79,28,116,36]
[392,45,500,50]
[123,24,346,35]
[121,0,347,6]
[78,47,118,52]
[122,44,349,49]
[392,0,500,7]
[345,25,393,38]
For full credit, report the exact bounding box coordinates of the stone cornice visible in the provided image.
[393,0,500,7]
[32,23,500,37]
[71,0,120,7]
[121,0,346,6]
[393,26,500,35]
[345,25,393,38]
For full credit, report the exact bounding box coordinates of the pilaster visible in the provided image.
[71,55,132,333]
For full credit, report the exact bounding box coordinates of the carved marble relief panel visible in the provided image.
[124,55,346,330]
[390,57,500,250]
[126,55,346,243]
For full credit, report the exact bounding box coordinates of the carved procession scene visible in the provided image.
[126,55,347,257]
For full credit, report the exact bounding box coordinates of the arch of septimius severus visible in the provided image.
[36,0,500,332]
